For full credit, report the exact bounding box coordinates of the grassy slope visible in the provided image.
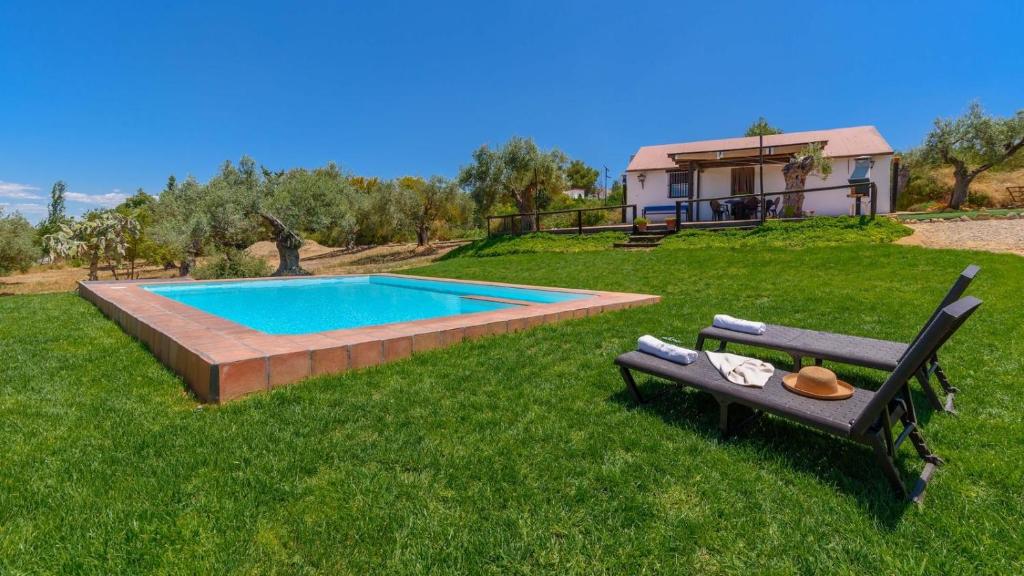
[1,242,1023,573]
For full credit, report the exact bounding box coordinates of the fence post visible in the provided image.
[675,201,682,227]
[577,210,583,235]
[870,182,877,217]
[535,212,541,233]
[631,205,637,233]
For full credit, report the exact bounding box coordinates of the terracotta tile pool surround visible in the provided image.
[79,273,660,403]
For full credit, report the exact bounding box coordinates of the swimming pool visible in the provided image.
[145,275,591,335]
[80,274,659,403]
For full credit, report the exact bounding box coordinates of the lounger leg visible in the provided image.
[619,366,645,404]
[716,399,760,437]
[695,335,706,351]
[931,356,959,413]
[813,358,823,367]
[916,368,945,412]
[791,355,803,370]
[869,432,908,500]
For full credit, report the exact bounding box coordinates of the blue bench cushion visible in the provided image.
[643,204,689,216]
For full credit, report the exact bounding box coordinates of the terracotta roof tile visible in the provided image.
[626,126,893,171]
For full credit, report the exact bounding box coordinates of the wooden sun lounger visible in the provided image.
[615,297,982,502]
[695,265,980,413]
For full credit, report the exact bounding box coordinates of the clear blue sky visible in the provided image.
[1,0,1021,221]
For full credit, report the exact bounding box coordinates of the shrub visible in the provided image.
[192,249,271,279]
[966,190,994,207]
[897,167,948,210]
[0,211,41,275]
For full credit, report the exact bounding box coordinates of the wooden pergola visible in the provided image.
[664,138,827,218]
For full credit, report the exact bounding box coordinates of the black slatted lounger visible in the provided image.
[615,297,982,502]
[695,265,980,413]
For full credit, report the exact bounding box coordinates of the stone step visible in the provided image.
[613,242,659,249]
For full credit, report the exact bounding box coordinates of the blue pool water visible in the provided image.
[144,275,590,335]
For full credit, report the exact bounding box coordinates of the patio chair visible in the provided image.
[616,296,982,502]
[710,200,728,221]
[695,265,979,413]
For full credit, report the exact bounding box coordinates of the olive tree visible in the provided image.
[921,101,1024,209]
[149,175,210,276]
[781,142,832,217]
[396,176,462,246]
[0,209,40,275]
[565,160,599,196]
[262,162,360,247]
[459,136,566,232]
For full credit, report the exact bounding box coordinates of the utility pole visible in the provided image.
[603,166,610,201]
[759,134,765,223]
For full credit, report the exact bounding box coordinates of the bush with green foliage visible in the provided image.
[0,210,41,275]
[898,163,948,211]
[659,216,911,250]
[192,249,271,280]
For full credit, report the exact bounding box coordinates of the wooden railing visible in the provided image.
[485,181,878,236]
[486,204,637,237]
[670,182,878,225]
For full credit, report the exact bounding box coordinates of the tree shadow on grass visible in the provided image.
[608,375,925,528]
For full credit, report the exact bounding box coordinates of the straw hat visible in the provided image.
[782,366,854,400]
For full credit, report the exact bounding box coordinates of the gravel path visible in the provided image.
[896,219,1024,256]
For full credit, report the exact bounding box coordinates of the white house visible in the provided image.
[624,126,895,223]
[563,188,587,200]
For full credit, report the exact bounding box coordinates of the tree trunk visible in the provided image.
[781,156,814,217]
[261,212,310,277]
[417,226,429,247]
[88,254,100,281]
[179,239,201,277]
[516,191,537,233]
[948,165,971,209]
[896,164,910,203]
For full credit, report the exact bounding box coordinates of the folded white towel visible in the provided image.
[713,314,767,335]
[637,335,698,365]
[705,351,774,388]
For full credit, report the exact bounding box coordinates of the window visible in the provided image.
[731,167,755,196]
[668,171,689,198]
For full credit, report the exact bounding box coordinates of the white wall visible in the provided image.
[625,154,892,222]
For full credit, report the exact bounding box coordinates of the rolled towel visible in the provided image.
[713,314,766,335]
[637,335,698,365]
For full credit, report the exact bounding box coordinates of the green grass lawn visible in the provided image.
[2,239,1023,573]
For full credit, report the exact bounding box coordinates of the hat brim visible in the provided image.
[782,373,855,400]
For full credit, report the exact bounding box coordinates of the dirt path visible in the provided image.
[896,219,1024,257]
[1,241,468,296]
